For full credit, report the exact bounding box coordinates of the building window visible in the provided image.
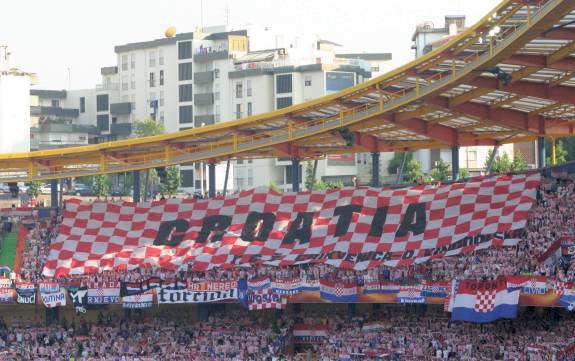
[160,91,165,107]
[121,55,128,71]
[215,104,220,122]
[159,111,165,123]
[148,51,156,67]
[276,74,293,93]
[235,82,243,98]
[248,169,253,186]
[468,150,477,161]
[97,114,109,131]
[51,99,59,108]
[121,75,128,90]
[178,63,193,81]
[247,80,252,96]
[80,97,85,113]
[179,84,193,102]
[235,104,242,119]
[247,102,253,116]
[179,105,193,123]
[285,165,302,185]
[276,97,293,109]
[97,94,109,112]
[178,41,192,59]
[159,49,164,66]
[130,54,135,69]
[305,76,312,86]
[149,72,155,87]
[214,68,220,78]
[159,70,164,86]
[214,83,220,101]
[181,169,194,187]
[131,75,135,90]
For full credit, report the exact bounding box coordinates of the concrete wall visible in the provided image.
[0,74,30,153]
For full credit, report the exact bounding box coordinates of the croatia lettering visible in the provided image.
[43,173,539,276]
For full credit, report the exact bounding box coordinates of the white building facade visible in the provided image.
[31,27,392,193]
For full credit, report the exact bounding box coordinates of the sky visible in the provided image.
[1,0,501,90]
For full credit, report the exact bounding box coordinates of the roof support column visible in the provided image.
[371,152,380,188]
[50,179,58,210]
[486,145,499,174]
[132,170,141,203]
[451,146,460,181]
[291,159,300,192]
[208,163,216,198]
[222,159,230,196]
[537,137,546,169]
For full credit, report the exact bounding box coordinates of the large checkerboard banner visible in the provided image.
[43,173,539,277]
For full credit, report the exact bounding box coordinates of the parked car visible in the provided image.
[69,183,94,197]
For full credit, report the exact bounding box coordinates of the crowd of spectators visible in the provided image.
[0,306,573,360]
[13,175,574,287]
[296,308,575,361]
[0,308,292,361]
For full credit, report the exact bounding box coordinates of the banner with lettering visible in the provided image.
[43,173,539,277]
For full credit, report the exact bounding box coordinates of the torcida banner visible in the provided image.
[43,173,539,277]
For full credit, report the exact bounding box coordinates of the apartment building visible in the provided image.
[30,26,392,192]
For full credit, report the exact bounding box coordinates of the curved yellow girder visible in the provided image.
[1,0,574,182]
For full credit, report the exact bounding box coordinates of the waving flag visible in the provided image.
[87,282,121,304]
[507,275,547,295]
[421,280,450,298]
[555,282,575,312]
[451,277,519,323]
[320,280,357,302]
[15,282,36,304]
[397,285,425,304]
[248,276,271,291]
[301,279,320,291]
[122,291,153,309]
[247,288,286,311]
[293,324,328,343]
[43,174,539,277]
[271,278,302,296]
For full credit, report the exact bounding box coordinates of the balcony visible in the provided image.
[110,123,132,136]
[194,114,215,127]
[193,70,214,84]
[194,50,229,62]
[30,106,79,118]
[194,92,214,106]
[34,123,98,134]
[110,102,132,115]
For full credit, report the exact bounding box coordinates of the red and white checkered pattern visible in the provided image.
[248,288,287,311]
[42,173,539,277]
[474,289,497,313]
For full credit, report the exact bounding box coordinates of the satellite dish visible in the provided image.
[165,26,177,38]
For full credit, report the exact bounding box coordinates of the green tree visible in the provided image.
[26,181,42,197]
[92,175,110,198]
[134,118,165,200]
[430,159,450,182]
[405,159,424,184]
[314,180,345,190]
[460,168,470,179]
[304,161,316,191]
[387,152,413,175]
[547,140,568,166]
[511,150,529,172]
[269,181,282,193]
[490,151,512,174]
[159,167,181,197]
[134,118,165,138]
